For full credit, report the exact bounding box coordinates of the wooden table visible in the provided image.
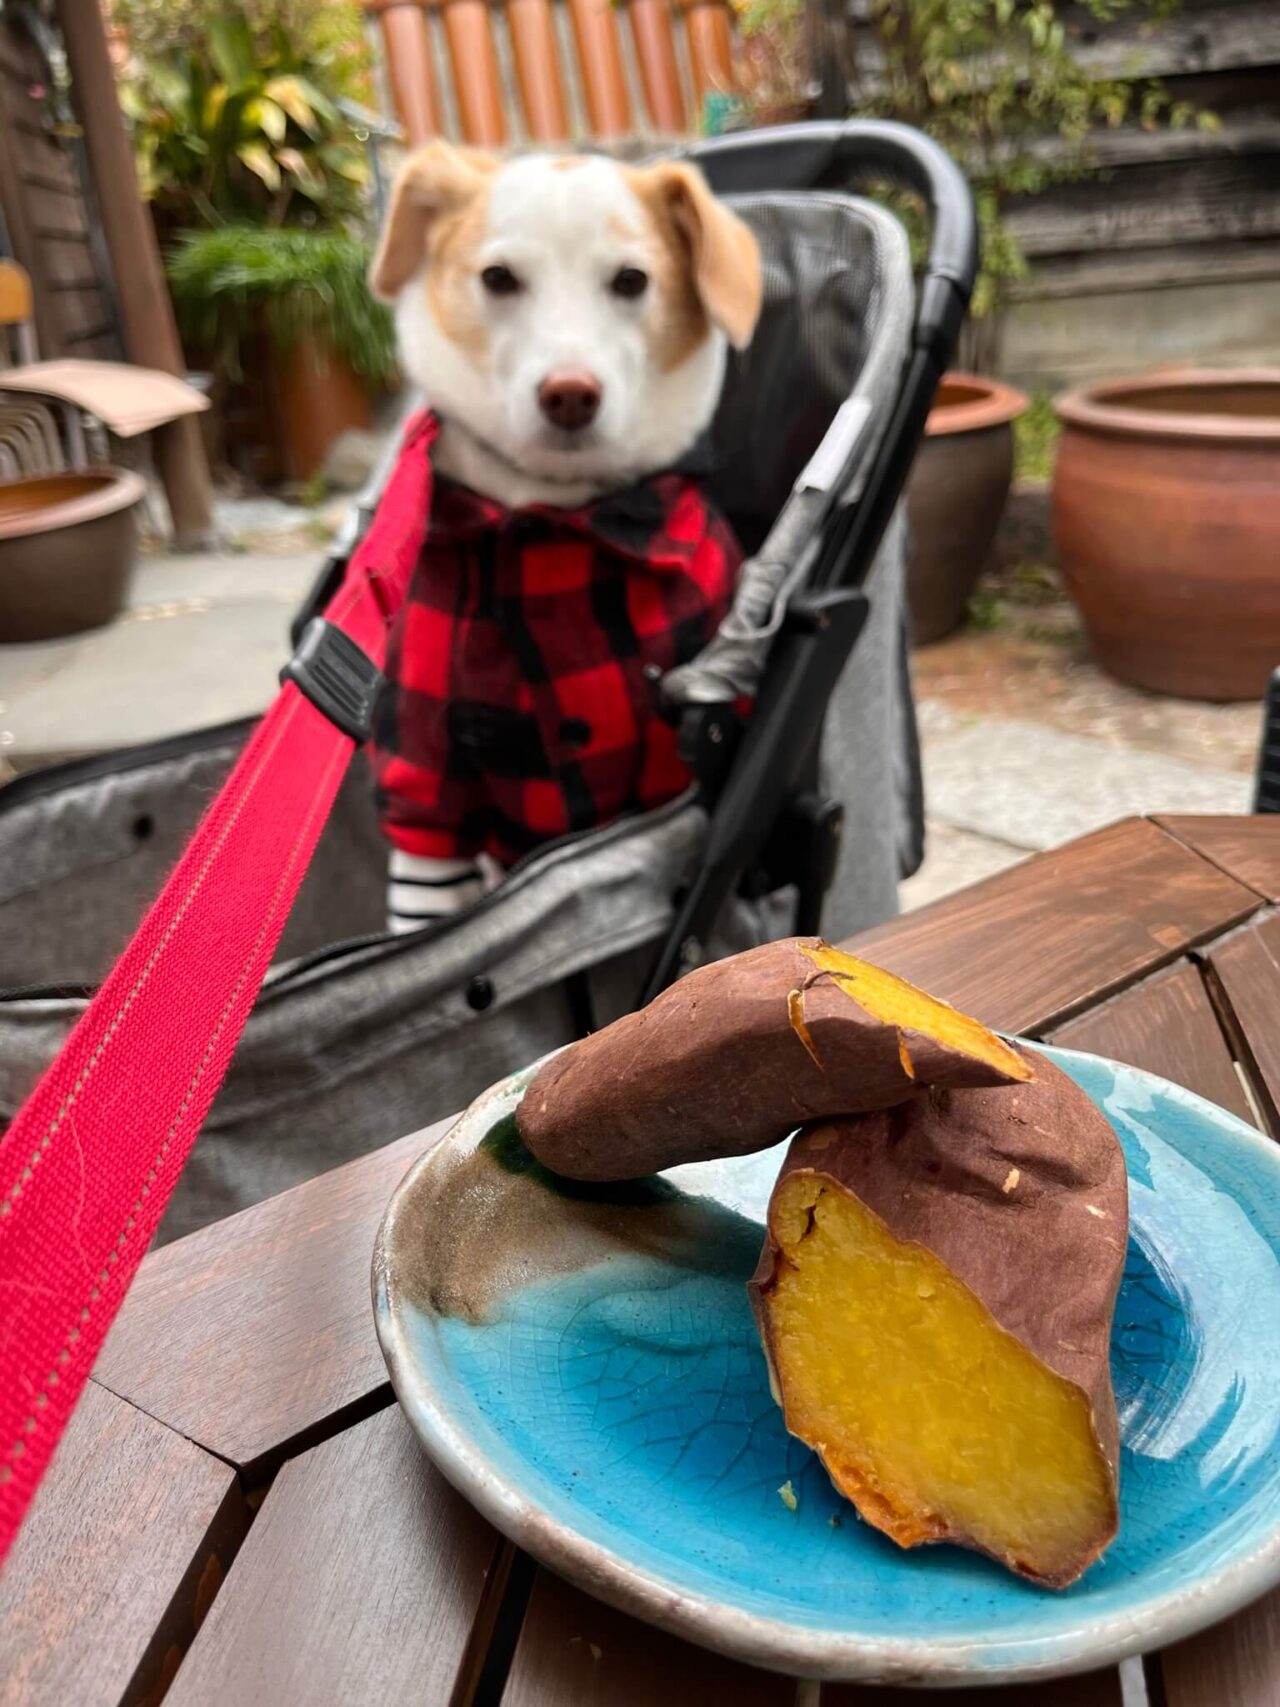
[5,813,1280,1707]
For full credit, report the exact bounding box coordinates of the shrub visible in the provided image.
[114,6,372,228]
[166,226,397,389]
[731,0,1216,338]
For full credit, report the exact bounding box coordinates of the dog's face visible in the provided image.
[370,145,762,502]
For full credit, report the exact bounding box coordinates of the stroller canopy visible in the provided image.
[712,192,912,556]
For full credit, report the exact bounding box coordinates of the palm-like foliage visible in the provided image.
[119,13,369,228]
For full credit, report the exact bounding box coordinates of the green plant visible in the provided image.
[1013,392,1061,481]
[732,0,1215,340]
[1006,560,1062,604]
[855,0,1215,323]
[166,226,397,388]
[298,470,330,508]
[116,8,371,228]
[966,583,1007,630]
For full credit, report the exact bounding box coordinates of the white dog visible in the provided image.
[368,144,762,930]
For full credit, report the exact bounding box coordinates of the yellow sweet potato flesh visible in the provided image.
[799,945,1030,1085]
[766,1173,1115,1585]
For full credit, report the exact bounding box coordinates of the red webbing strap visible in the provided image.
[0,413,438,1564]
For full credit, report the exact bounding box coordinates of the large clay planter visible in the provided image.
[905,374,1027,644]
[0,467,145,641]
[1054,370,1280,701]
[273,340,374,482]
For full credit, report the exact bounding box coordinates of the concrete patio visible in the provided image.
[900,617,1259,908]
[0,528,1262,912]
[0,549,314,775]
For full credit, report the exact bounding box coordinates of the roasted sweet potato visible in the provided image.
[749,1051,1128,1588]
[518,937,1031,1180]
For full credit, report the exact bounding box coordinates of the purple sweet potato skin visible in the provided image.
[749,1047,1128,1585]
[517,936,1026,1181]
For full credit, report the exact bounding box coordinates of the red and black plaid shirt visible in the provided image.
[371,468,741,866]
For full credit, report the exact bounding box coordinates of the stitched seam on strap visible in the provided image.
[0,737,347,1484]
[0,698,304,1217]
[328,574,384,632]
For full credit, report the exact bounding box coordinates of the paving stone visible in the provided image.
[0,635,76,704]
[914,626,1262,776]
[0,601,293,769]
[923,718,1252,852]
[0,551,318,770]
[914,697,963,743]
[126,553,316,612]
[217,494,322,537]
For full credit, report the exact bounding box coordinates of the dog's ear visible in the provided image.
[648,162,762,350]
[369,141,497,302]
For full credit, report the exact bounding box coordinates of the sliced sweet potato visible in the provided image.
[749,1050,1128,1588]
[518,936,1030,1181]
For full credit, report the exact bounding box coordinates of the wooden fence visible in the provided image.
[366,0,737,146]
[1003,0,1280,305]
[0,11,120,363]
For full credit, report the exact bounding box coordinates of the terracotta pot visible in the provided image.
[0,467,145,641]
[905,374,1027,645]
[272,340,373,483]
[1053,370,1280,701]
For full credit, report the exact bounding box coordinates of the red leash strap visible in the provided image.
[0,413,438,1564]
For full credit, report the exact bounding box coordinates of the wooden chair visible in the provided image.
[0,257,208,486]
[0,261,37,366]
[366,0,738,147]
[0,260,70,478]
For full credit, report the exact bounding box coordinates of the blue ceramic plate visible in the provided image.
[373,1044,1280,1685]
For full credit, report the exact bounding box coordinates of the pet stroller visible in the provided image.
[0,122,977,1244]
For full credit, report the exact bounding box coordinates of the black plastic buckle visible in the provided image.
[281,618,382,743]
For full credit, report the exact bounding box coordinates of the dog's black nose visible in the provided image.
[537,371,602,432]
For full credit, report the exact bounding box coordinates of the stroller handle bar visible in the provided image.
[687,120,978,369]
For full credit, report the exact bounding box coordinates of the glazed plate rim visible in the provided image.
[372,1043,1280,1685]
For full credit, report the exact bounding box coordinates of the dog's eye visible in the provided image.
[480,264,522,296]
[609,266,649,300]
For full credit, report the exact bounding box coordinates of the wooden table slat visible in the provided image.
[95,821,1264,1483]
[822,1669,1123,1706]
[1041,939,1280,1707]
[164,1403,506,1707]
[1046,959,1256,1126]
[1156,815,1280,903]
[94,1120,449,1472]
[850,819,1259,1036]
[33,816,1280,1707]
[1158,1588,1280,1707]
[501,1571,797,1706]
[1203,911,1280,1132]
[0,1381,242,1707]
